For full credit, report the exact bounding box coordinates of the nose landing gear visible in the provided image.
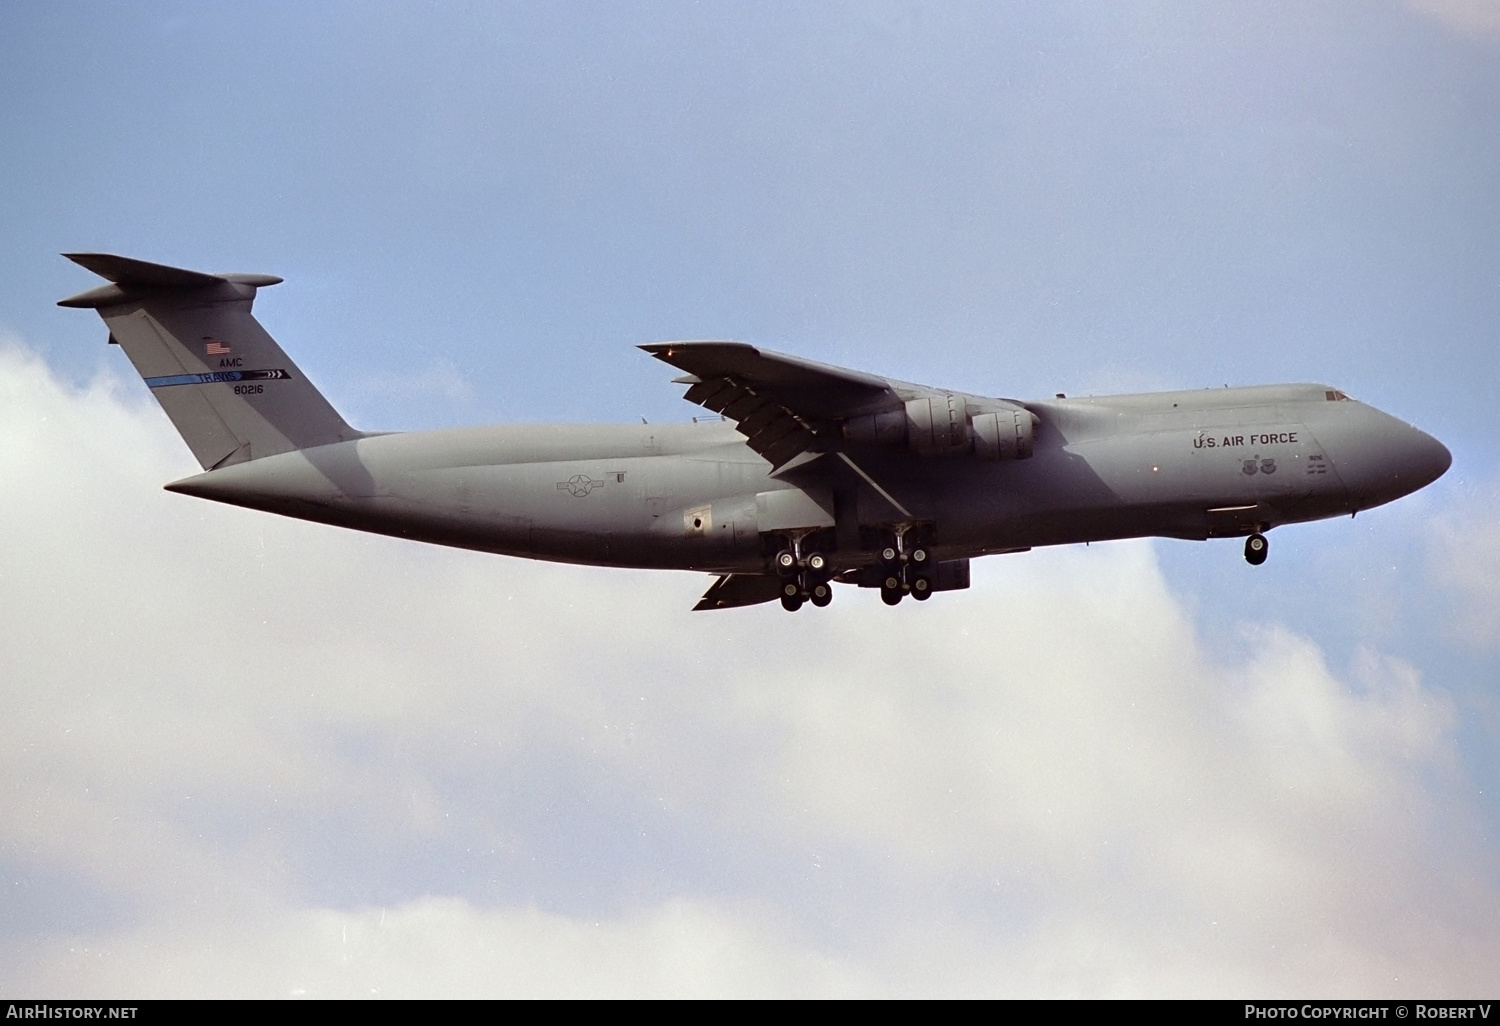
[1244,532,1268,566]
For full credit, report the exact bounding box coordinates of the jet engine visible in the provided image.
[970,408,1034,460]
[842,396,1035,460]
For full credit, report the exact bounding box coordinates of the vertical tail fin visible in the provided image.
[58,253,360,470]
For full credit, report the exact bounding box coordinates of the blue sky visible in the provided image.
[2,0,1498,996]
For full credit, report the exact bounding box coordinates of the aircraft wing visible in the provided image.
[640,341,904,468]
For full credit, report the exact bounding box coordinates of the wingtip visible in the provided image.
[639,340,758,366]
[61,251,105,270]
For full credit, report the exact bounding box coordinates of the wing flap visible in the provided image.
[684,378,734,408]
[760,432,814,470]
[642,340,901,469]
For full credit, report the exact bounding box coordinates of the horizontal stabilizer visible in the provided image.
[65,253,225,289]
[58,253,282,308]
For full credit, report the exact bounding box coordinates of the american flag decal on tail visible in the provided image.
[205,339,230,355]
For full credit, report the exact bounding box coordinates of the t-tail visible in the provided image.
[58,253,360,469]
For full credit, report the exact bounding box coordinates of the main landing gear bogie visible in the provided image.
[1244,532,1268,566]
[872,526,934,606]
[774,547,829,576]
[780,569,832,610]
[771,535,835,611]
[771,525,935,611]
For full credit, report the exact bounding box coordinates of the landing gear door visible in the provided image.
[639,462,666,521]
[755,487,836,533]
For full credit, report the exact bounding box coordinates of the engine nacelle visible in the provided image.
[841,408,906,446]
[842,396,1036,460]
[904,394,970,455]
[971,408,1034,460]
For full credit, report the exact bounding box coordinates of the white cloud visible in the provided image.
[1,340,1496,997]
[16,898,866,999]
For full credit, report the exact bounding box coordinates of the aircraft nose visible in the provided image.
[1321,406,1451,511]
[1399,425,1452,491]
[1362,419,1451,504]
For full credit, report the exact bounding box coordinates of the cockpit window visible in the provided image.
[1325,389,1353,401]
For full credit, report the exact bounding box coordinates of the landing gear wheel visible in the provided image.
[908,545,930,567]
[805,552,828,573]
[880,568,905,606]
[799,570,830,601]
[1245,533,1268,566]
[774,549,798,576]
[878,544,900,566]
[780,593,804,611]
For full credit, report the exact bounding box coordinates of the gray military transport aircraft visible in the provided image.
[59,253,1451,611]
